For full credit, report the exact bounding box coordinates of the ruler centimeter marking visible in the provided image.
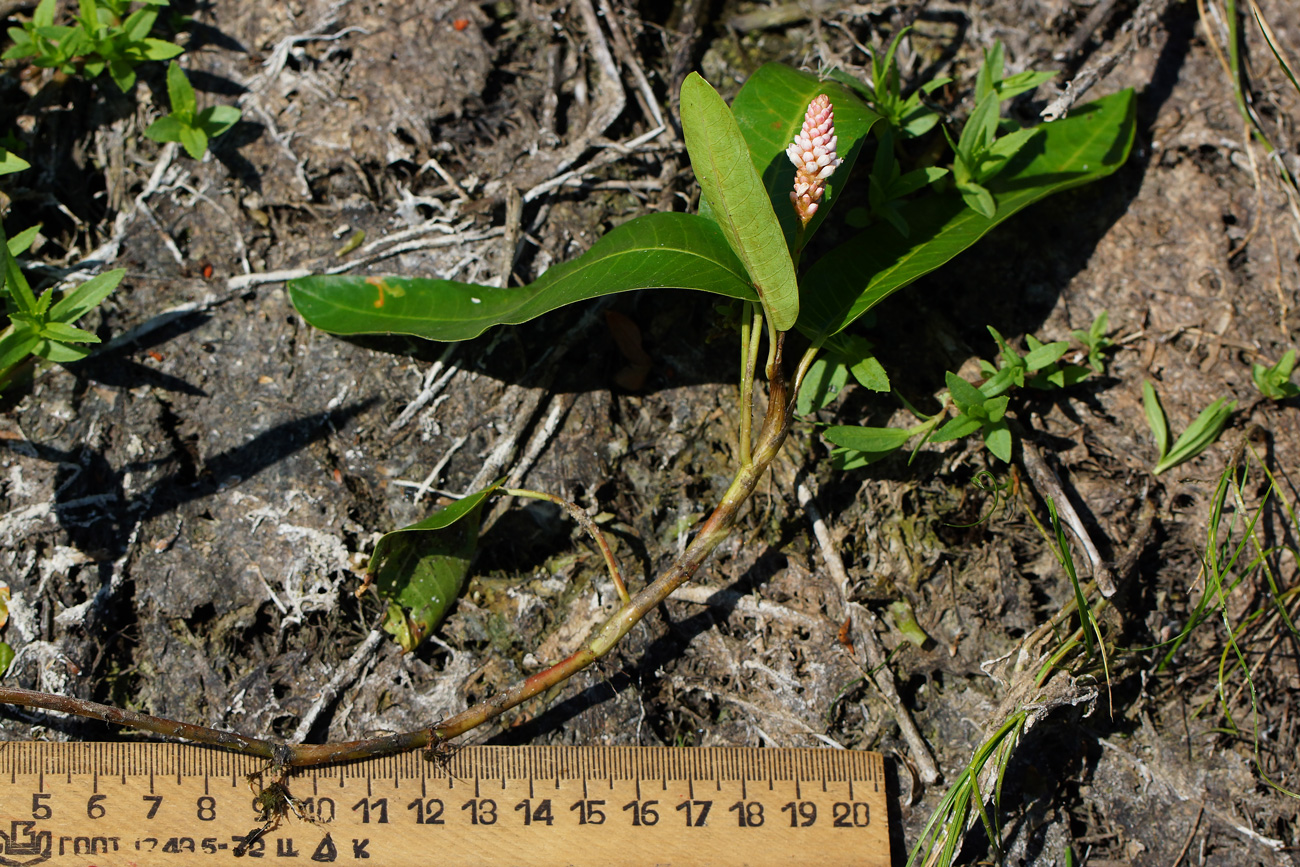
[0,742,890,866]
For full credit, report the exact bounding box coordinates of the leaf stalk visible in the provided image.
[738,302,763,466]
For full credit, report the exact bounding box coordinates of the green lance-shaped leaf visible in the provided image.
[0,330,39,376]
[799,89,1136,338]
[824,424,914,454]
[1142,380,1169,461]
[121,5,157,43]
[198,104,242,139]
[0,147,29,177]
[680,72,799,332]
[726,63,880,250]
[7,225,40,256]
[138,37,184,61]
[370,480,503,652]
[796,355,849,415]
[1154,396,1236,476]
[178,125,207,161]
[289,212,757,342]
[0,221,39,316]
[48,268,124,324]
[164,60,196,123]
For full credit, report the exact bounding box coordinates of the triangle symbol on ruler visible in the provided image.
[311,833,338,863]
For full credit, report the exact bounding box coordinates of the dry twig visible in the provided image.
[796,480,942,785]
[1019,433,1118,597]
[290,629,387,742]
[671,584,822,630]
[1041,0,1175,120]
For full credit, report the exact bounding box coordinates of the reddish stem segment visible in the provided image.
[0,337,796,769]
[0,685,282,760]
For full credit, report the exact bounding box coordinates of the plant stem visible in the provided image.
[0,336,798,771]
[503,487,630,605]
[792,342,820,394]
[739,302,753,465]
[0,686,284,760]
[0,354,37,393]
[738,302,763,467]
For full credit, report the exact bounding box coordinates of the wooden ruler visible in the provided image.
[0,742,890,865]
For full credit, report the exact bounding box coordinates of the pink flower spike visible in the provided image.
[787,94,843,227]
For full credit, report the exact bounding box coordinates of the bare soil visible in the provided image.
[2,0,1299,864]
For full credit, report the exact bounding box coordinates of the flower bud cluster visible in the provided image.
[786,94,843,226]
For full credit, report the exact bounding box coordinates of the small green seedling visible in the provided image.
[831,27,949,138]
[0,222,124,390]
[980,325,1088,393]
[946,42,1054,218]
[931,370,1013,461]
[866,127,949,237]
[826,321,1099,468]
[144,61,242,159]
[1252,349,1298,400]
[4,0,183,92]
[1071,310,1114,374]
[973,40,1057,104]
[1142,380,1236,475]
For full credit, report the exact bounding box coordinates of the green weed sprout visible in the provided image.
[1142,381,1236,475]
[829,27,948,139]
[980,324,1088,393]
[1071,310,1114,374]
[144,61,243,159]
[825,322,1099,468]
[946,42,1056,218]
[4,0,183,92]
[5,2,240,160]
[931,370,1013,461]
[1252,349,1298,400]
[0,222,124,391]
